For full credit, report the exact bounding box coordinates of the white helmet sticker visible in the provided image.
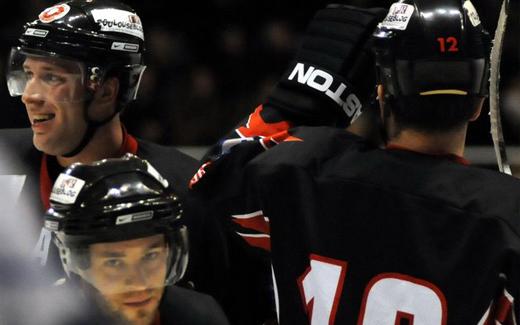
[115,211,154,225]
[50,173,85,204]
[111,42,140,52]
[91,8,144,40]
[379,3,415,31]
[39,4,71,23]
[463,1,481,27]
[24,28,49,38]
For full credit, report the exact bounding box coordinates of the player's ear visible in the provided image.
[377,85,384,106]
[89,77,120,120]
[98,77,119,104]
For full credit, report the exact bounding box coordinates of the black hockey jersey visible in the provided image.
[159,285,230,325]
[194,125,520,324]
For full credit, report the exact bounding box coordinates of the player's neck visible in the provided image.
[387,126,468,157]
[57,117,124,167]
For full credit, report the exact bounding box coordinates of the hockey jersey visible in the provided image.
[194,124,520,324]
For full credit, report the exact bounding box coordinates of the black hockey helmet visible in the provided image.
[373,0,490,98]
[6,0,146,106]
[44,153,188,287]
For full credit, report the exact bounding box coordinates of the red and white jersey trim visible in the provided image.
[232,210,271,251]
[478,287,516,325]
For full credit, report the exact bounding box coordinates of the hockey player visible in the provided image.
[193,0,520,323]
[44,154,229,325]
[1,0,226,299]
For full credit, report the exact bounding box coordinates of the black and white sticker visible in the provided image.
[24,28,49,38]
[380,3,415,31]
[50,173,85,204]
[111,42,140,52]
[91,8,144,40]
[116,210,154,225]
[39,4,71,23]
[463,1,481,27]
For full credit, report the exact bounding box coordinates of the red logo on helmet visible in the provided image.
[128,14,141,25]
[392,5,409,15]
[39,4,71,23]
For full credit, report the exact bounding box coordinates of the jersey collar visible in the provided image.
[385,144,470,166]
[40,127,138,210]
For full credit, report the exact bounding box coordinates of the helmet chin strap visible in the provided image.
[61,100,119,158]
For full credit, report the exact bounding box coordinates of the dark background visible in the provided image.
[0,0,518,148]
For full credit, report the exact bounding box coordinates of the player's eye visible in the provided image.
[103,258,124,268]
[142,250,163,263]
[143,252,158,261]
[41,73,66,85]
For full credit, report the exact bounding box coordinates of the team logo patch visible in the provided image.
[39,4,71,23]
[189,161,212,189]
[50,173,85,204]
[463,1,481,27]
[380,3,415,30]
[91,8,144,40]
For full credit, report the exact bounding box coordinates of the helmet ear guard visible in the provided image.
[110,63,147,108]
[85,62,146,110]
[373,0,491,99]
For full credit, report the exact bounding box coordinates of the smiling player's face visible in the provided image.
[21,56,88,156]
[86,234,168,325]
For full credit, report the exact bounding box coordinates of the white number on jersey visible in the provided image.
[359,273,446,324]
[298,254,348,325]
[32,227,52,266]
[298,255,446,325]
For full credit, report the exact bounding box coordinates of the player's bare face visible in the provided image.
[88,235,168,325]
[21,56,87,156]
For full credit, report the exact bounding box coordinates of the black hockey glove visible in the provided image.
[200,4,387,162]
[266,4,387,127]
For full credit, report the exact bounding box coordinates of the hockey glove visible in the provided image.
[266,4,387,127]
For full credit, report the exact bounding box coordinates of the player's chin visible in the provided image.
[32,135,60,155]
[118,299,160,325]
[34,133,81,157]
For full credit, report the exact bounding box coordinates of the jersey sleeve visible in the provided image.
[189,137,278,324]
